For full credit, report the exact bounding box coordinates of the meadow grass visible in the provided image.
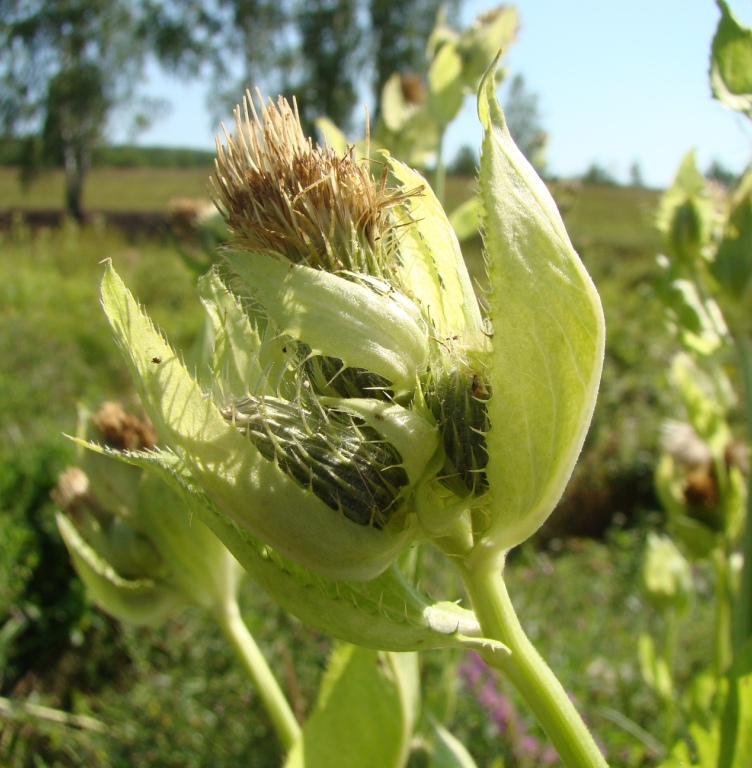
[0,171,704,767]
[0,166,214,211]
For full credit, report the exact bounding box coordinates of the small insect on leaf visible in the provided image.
[151,357,162,364]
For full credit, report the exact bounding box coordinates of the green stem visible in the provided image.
[215,601,300,751]
[0,695,107,733]
[713,548,733,677]
[662,608,678,747]
[434,130,446,206]
[457,559,609,768]
[733,334,752,653]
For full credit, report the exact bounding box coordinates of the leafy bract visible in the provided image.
[426,719,479,768]
[387,156,486,351]
[56,512,183,626]
[85,440,505,653]
[473,59,605,566]
[656,151,716,267]
[224,250,428,397]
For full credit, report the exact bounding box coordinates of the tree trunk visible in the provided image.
[62,136,87,222]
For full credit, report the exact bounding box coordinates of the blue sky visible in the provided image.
[124,0,752,188]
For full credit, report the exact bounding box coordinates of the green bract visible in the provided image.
[656,151,718,269]
[642,532,693,616]
[469,61,605,569]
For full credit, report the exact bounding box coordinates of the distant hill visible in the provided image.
[0,138,214,168]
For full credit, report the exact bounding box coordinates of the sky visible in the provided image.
[123,0,752,188]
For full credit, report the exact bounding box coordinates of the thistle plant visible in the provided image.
[96,58,605,766]
[54,401,300,750]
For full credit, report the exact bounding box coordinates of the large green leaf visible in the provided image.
[284,646,412,768]
[472,59,605,566]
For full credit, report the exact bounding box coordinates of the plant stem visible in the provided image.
[215,601,301,751]
[712,547,733,677]
[0,695,107,733]
[662,608,678,747]
[457,559,609,768]
[733,333,752,653]
[434,132,446,206]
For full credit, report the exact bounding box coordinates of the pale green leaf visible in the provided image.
[374,77,440,168]
[136,471,242,613]
[381,72,420,132]
[654,266,729,357]
[711,0,752,116]
[448,195,481,243]
[457,5,518,90]
[285,645,409,768]
[428,43,464,128]
[670,353,731,454]
[427,719,479,768]
[75,403,506,653]
[198,269,263,398]
[472,59,605,564]
[315,116,350,156]
[656,151,716,267]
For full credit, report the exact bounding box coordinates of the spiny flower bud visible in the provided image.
[222,395,409,528]
[425,367,490,497]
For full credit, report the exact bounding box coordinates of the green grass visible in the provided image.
[0,170,712,767]
[0,166,214,211]
[0,218,205,753]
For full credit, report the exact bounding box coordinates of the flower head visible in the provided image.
[211,92,413,280]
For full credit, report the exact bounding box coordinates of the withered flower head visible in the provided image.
[211,91,410,279]
[91,400,157,451]
[399,73,427,106]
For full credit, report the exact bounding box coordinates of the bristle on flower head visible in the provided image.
[210,91,417,279]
